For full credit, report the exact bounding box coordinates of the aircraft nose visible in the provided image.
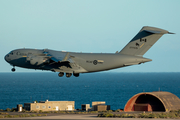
[4,54,10,63]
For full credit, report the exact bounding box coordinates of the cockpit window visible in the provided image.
[16,52,20,55]
[8,51,13,55]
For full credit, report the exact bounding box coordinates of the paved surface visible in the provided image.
[1,112,180,120]
[3,114,180,120]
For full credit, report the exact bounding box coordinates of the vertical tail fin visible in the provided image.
[119,26,173,56]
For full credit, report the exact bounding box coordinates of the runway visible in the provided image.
[4,114,179,120]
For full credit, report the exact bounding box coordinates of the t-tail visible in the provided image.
[119,26,174,56]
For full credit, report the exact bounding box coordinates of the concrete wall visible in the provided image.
[94,105,110,111]
[91,101,105,111]
[81,104,90,111]
[92,101,105,106]
[24,101,74,111]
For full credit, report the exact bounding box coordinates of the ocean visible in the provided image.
[0,72,180,110]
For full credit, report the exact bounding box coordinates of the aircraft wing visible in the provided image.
[43,49,87,73]
[43,49,74,63]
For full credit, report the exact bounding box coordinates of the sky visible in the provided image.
[0,0,180,72]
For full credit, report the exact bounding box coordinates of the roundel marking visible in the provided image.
[93,60,98,65]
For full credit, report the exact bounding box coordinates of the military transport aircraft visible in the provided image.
[4,26,173,77]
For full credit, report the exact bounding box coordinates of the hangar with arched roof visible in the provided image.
[124,91,180,112]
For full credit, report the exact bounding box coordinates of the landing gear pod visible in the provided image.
[66,73,72,78]
[58,72,64,77]
[73,73,79,77]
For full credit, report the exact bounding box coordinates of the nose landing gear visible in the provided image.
[11,67,15,72]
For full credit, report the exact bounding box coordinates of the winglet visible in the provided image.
[168,32,175,34]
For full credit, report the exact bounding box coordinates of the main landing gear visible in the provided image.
[58,72,64,77]
[73,73,79,77]
[58,72,79,78]
[66,73,72,78]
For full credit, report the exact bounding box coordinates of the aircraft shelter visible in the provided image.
[124,91,180,112]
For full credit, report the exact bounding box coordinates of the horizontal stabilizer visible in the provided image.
[123,62,140,66]
[168,32,175,34]
[144,30,161,34]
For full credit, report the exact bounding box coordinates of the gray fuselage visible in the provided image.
[4,48,151,74]
[4,26,171,77]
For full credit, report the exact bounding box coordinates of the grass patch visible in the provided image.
[0,113,48,118]
[0,112,8,115]
[5,108,11,112]
[88,111,99,113]
[98,110,180,119]
[30,114,37,117]
[114,109,122,112]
